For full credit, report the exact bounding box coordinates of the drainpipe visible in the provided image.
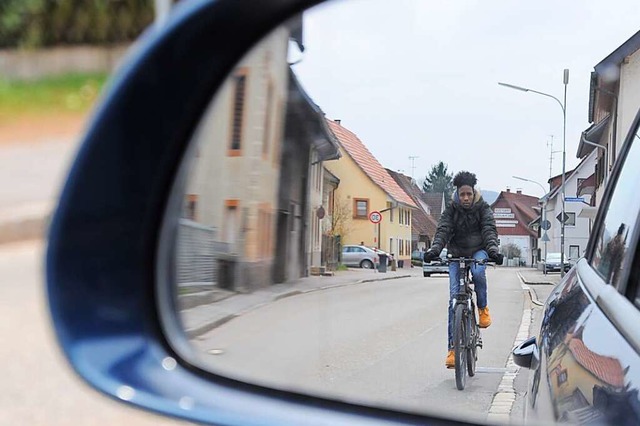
[581,132,609,187]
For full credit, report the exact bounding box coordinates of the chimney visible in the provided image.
[334,119,341,125]
[517,188,522,195]
[506,187,511,193]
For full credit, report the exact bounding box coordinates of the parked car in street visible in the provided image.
[341,245,379,269]
[541,252,571,273]
[512,106,640,424]
[423,248,449,277]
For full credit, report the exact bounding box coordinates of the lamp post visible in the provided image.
[499,69,569,277]
[513,176,548,270]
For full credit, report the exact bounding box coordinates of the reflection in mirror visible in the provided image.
[167,0,640,423]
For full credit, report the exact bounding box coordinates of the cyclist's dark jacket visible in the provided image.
[431,190,499,257]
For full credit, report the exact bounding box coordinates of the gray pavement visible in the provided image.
[0,138,78,244]
[182,266,563,339]
[181,267,417,337]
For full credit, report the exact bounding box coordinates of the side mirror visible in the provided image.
[512,336,539,369]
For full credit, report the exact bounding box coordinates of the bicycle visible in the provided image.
[448,256,491,390]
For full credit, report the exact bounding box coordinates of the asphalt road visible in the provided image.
[3,240,547,425]
[0,241,187,426]
[191,268,530,424]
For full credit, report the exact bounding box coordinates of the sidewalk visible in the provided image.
[180,267,417,338]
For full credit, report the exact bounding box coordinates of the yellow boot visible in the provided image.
[445,350,455,369]
[479,307,492,328]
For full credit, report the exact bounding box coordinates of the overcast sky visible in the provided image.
[291,0,640,197]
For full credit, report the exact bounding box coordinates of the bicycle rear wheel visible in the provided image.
[453,304,467,390]
[467,310,477,377]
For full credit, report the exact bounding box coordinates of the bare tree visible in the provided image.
[325,196,352,239]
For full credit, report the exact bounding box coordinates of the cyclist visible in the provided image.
[423,171,504,368]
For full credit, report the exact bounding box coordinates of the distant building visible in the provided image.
[490,188,539,266]
[386,170,438,251]
[324,120,417,263]
[422,192,446,223]
[578,29,640,215]
[543,152,596,264]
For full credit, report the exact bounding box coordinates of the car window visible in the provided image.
[355,247,366,253]
[590,126,640,289]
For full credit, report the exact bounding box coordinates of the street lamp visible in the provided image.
[499,69,569,277]
[513,176,549,271]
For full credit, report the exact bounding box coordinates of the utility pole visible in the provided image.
[408,156,419,180]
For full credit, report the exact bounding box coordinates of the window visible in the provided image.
[223,200,240,244]
[354,198,369,218]
[399,208,404,225]
[262,81,274,158]
[569,245,580,261]
[229,71,247,154]
[387,202,393,222]
[185,194,197,220]
[399,239,404,256]
[590,126,640,288]
[557,369,568,386]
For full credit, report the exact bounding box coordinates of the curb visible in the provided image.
[0,202,52,245]
[515,271,557,286]
[0,213,49,245]
[186,273,413,338]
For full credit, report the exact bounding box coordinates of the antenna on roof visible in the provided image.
[409,156,419,179]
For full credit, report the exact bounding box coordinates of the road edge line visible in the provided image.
[486,277,533,423]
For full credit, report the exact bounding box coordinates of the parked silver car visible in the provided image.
[542,252,571,273]
[423,248,449,277]
[341,245,379,269]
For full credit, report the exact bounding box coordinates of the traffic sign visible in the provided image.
[556,212,570,224]
[565,197,585,203]
[541,220,551,230]
[541,233,550,242]
[369,211,382,224]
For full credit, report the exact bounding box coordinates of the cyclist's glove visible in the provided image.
[423,249,440,262]
[488,251,504,265]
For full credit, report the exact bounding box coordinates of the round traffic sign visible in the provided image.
[541,219,551,230]
[369,211,382,224]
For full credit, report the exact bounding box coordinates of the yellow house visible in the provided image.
[547,329,626,420]
[324,119,416,264]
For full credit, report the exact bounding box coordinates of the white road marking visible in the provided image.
[486,274,534,423]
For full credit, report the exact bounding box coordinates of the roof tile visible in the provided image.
[327,120,416,207]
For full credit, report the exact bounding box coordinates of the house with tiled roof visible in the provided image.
[386,169,438,251]
[578,30,640,213]
[325,119,417,264]
[547,326,626,421]
[421,192,446,223]
[543,152,596,264]
[490,188,540,266]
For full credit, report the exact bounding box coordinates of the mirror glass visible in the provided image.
[168,0,640,422]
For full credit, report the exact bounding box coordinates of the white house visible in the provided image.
[543,150,597,263]
[577,29,640,216]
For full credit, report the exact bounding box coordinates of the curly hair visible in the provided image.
[453,171,477,188]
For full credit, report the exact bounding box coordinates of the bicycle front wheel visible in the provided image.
[453,303,467,390]
[467,310,477,377]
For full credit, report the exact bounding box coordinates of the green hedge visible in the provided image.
[0,0,154,48]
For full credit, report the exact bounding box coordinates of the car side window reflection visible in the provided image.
[590,128,640,288]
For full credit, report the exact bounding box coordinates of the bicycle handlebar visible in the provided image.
[447,256,495,265]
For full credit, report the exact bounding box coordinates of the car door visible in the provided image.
[341,246,355,266]
[523,109,640,424]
